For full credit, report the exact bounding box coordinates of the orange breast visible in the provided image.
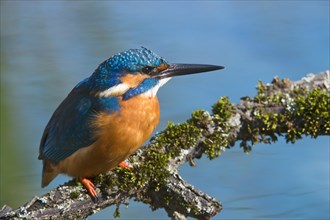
[55,95,160,178]
[93,94,160,162]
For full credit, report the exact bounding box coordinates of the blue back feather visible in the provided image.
[40,80,119,163]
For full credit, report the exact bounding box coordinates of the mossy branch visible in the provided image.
[1,71,329,220]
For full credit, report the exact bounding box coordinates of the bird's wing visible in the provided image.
[39,84,118,163]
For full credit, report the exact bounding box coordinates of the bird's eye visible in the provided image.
[141,66,154,74]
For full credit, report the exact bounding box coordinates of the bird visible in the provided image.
[38,47,224,198]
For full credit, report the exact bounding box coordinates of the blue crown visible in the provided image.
[88,47,167,91]
[106,47,167,72]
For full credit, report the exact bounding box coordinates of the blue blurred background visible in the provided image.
[1,1,329,219]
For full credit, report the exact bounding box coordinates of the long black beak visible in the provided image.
[155,63,224,79]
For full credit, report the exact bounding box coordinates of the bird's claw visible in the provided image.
[118,161,133,170]
[80,177,97,200]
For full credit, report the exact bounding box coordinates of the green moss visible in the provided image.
[285,88,329,143]
[69,191,80,200]
[254,80,267,102]
[195,97,235,159]
[134,146,170,190]
[155,121,202,157]
[212,97,234,122]
[241,86,329,151]
[189,109,214,130]
[203,130,229,159]
[154,98,235,161]
[93,147,171,193]
[93,167,136,192]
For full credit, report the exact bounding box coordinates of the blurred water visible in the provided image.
[0,1,329,219]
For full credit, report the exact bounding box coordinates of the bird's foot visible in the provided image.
[118,161,132,169]
[79,177,97,200]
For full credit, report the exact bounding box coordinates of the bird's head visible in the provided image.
[87,47,224,100]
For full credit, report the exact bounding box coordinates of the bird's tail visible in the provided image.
[41,160,58,187]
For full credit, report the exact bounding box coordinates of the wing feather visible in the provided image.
[39,83,119,163]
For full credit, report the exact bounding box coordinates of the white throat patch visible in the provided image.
[98,77,171,98]
[98,83,130,97]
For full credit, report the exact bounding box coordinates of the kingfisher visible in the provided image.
[39,47,224,198]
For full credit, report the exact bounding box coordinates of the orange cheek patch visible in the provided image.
[157,64,169,72]
[120,73,149,88]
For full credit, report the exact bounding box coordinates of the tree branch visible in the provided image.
[1,71,329,220]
